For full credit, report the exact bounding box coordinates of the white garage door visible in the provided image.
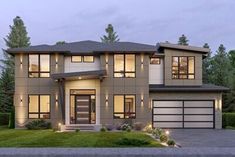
[153,100,214,129]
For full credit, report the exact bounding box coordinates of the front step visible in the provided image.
[62,124,95,132]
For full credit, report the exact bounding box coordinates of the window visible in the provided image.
[150,57,161,64]
[71,56,82,62]
[28,95,50,119]
[114,95,136,119]
[114,54,135,78]
[29,54,50,78]
[172,56,195,79]
[83,56,94,62]
[71,56,94,63]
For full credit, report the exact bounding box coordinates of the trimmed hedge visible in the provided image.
[0,113,10,125]
[222,112,235,128]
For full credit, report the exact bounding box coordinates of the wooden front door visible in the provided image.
[75,95,90,124]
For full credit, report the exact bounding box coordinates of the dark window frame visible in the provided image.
[28,94,51,119]
[150,57,161,64]
[113,94,136,119]
[28,54,50,78]
[172,56,195,79]
[113,54,136,78]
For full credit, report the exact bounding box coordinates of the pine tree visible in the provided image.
[202,43,212,84]
[56,41,66,45]
[101,24,120,43]
[0,16,30,113]
[178,34,189,45]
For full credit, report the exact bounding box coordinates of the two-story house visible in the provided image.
[7,40,229,130]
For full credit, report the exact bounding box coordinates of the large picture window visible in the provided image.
[29,54,50,78]
[114,95,136,119]
[114,54,135,78]
[28,95,50,119]
[172,56,195,79]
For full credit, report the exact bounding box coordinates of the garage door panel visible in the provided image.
[184,122,214,128]
[184,101,213,108]
[153,101,183,108]
[154,115,182,121]
[153,100,214,129]
[153,108,182,114]
[184,108,213,114]
[184,115,213,121]
[153,122,183,128]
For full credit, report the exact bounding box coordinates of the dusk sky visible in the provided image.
[1,0,235,59]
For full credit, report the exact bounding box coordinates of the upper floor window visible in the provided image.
[29,54,50,78]
[28,95,50,119]
[172,56,195,79]
[71,55,94,63]
[113,95,136,119]
[114,54,135,78]
[150,57,161,64]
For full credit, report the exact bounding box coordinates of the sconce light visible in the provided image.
[105,95,108,106]
[78,77,82,80]
[141,94,144,107]
[141,54,144,69]
[20,98,23,103]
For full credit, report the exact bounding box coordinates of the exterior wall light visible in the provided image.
[20,98,23,103]
[141,94,144,107]
[78,77,82,80]
[165,130,170,136]
[105,95,108,107]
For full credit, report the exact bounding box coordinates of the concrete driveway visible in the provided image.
[170,129,235,147]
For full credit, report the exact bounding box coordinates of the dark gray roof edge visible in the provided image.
[157,42,210,54]
[51,70,107,80]
[149,84,230,92]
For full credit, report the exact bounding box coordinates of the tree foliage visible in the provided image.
[101,24,120,43]
[0,16,30,113]
[56,41,66,45]
[178,34,189,45]
[202,43,212,84]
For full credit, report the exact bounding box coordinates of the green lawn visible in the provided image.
[0,128,163,147]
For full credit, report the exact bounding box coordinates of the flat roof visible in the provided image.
[149,84,229,92]
[157,42,210,54]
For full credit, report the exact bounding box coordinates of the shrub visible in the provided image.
[143,123,153,133]
[167,139,176,146]
[222,113,235,128]
[25,120,51,130]
[100,126,107,132]
[0,113,10,126]
[126,126,132,132]
[116,138,150,146]
[133,122,144,131]
[120,123,131,131]
[152,128,163,138]
[9,108,15,129]
[160,134,168,143]
[105,124,114,131]
[75,129,80,132]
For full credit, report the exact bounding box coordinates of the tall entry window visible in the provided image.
[114,95,136,119]
[29,54,50,78]
[28,95,50,119]
[114,54,135,78]
[172,56,195,79]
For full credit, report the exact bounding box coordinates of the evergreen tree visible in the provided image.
[101,24,120,43]
[56,41,66,45]
[202,43,212,83]
[178,34,189,45]
[0,16,30,113]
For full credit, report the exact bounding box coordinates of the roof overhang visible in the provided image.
[156,42,210,55]
[51,70,107,81]
[149,84,230,92]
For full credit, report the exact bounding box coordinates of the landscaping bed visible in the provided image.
[0,129,163,147]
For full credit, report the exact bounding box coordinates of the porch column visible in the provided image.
[58,79,65,124]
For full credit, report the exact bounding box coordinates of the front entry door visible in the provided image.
[75,95,90,124]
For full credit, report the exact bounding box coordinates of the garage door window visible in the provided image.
[114,95,136,119]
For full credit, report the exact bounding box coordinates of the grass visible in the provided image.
[0,128,163,147]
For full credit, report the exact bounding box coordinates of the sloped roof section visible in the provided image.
[157,42,210,54]
[7,40,156,54]
[149,84,229,92]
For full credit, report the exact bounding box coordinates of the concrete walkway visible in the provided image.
[171,129,235,147]
[0,148,235,157]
